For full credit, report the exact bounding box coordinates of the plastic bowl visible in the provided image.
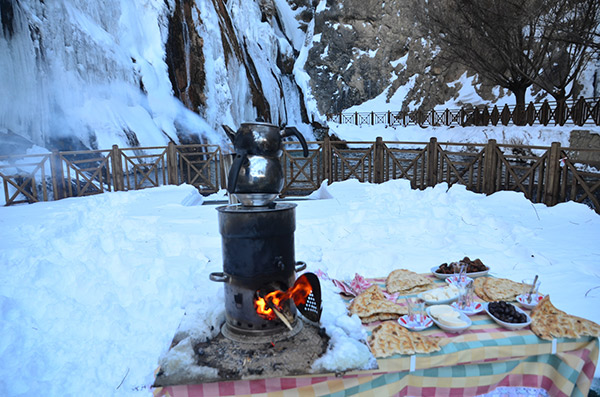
[484,302,532,330]
[418,286,459,305]
[426,306,472,333]
[431,266,490,279]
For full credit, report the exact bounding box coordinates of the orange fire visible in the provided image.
[254,275,312,320]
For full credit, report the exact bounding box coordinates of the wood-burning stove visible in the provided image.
[209,202,309,342]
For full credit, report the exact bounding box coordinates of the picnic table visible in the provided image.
[153,276,598,397]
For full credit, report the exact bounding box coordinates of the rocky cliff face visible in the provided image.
[164,0,314,135]
[304,0,501,115]
[164,0,509,124]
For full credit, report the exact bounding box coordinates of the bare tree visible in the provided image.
[415,0,537,109]
[415,0,600,123]
[531,0,599,102]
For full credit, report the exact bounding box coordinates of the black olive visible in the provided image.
[519,314,527,322]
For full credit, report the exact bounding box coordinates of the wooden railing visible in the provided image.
[327,97,600,127]
[0,143,224,205]
[1,139,599,213]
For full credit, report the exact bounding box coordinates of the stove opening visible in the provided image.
[254,276,313,321]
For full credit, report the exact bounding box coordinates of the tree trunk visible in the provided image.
[551,89,568,126]
[509,84,529,126]
[555,98,567,126]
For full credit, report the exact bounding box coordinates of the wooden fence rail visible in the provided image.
[1,139,599,213]
[327,97,600,127]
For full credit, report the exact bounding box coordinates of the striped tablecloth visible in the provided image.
[154,276,598,397]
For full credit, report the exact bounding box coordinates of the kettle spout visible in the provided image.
[221,125,236,144]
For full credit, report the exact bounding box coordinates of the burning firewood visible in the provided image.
[267,301,294,331]
[254,273,322,326]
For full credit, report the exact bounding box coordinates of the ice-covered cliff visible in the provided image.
[0,0,318,153]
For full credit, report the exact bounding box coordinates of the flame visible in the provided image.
[254,275,312,320]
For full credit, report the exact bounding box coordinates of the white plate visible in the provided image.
[431,266,490,280]
[451,301,484,316]
[516,294,544,310]
[484,302,532,330]
[426,306,472,333]
[397,315,434,331]
[418,287,459,305]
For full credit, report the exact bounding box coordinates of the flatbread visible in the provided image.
[410,331,444,354]
[361,312,404,323]
[474,277,523,302]
[369,321,415,357]
[530,295,600,340]
[368,321,444,358]
[348,285,407,323]
[473,277,490,301]
[386,269,435,294]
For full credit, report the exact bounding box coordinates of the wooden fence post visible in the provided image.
[501,105,511,126]
[573,96,586,126]
[544,142,562,207]
[167,142,178,185]
[323,134,332,184]
[556,100,567,126]
[427,137,438,187]
[374,136,384,183]
[111,145,124,191]
[483,139,498,195]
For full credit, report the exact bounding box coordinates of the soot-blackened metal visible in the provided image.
[211,203,305,337]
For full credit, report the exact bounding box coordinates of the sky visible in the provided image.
[1,154,599,396]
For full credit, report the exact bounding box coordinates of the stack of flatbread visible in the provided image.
[368,321,445,358]
[474,277,524,302]
[386,269,435,295]
[348,285,408,323]
[530,295,600,340]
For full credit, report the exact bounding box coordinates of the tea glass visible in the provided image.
[406,296,426,325]
[522,278,541,299]
[452,262,468,284]
[458,279,474,310]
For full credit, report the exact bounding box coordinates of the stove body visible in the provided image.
[211,202,305,340]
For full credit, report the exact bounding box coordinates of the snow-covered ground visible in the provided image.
[1,167,599,396]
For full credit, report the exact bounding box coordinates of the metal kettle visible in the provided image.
[222,122,309,206]
[222,121,309,157]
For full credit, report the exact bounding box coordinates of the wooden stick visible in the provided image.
[267,301,293,331]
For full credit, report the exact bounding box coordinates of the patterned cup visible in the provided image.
[406,296,426,325]
[458,279,474,310]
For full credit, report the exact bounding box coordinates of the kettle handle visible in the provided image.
[221,125,236,145]
[227,153,247,194]
[282,126,309,157]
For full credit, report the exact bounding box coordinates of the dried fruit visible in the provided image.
[436,257,488,274]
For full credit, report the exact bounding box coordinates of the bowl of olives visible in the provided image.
[485,301,532,330]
